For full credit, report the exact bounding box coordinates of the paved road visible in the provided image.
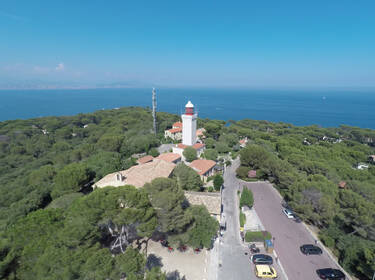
[243,180,347,280]
[218,160,254,280]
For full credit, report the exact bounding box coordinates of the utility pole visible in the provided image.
[152,88,157,135]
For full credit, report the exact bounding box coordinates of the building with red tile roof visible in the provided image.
[157,153,182,164]
[137,155,154,165]
[189,159,216,182]
[338,181,347,189]
[173,122,183,128]
[94,159,176,189]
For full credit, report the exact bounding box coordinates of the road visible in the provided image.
[241,177,348,279]
[218,159,254,280]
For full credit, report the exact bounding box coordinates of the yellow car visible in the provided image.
[255,264,278,279]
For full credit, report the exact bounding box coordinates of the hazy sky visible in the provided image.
[1,0,374,88]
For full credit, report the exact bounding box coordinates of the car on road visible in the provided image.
[282,208,295,219]
[300,244,323,255]
[316,268,345,279]
[251,254,273,265]
[255,264,277,279]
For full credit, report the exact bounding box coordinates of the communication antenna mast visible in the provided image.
[152,88,157,134]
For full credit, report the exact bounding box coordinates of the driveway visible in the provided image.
[243,180,349,280]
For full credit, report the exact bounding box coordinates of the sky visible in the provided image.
[1,0,375,89]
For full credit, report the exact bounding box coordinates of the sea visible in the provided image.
[0,88,374,129]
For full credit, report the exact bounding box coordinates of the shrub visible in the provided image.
[245,231,272,242]
[207,186,214,192]
[236,166,250,178]
[213,174,224,191]
[240,211,246,227]
[240,188,254,208]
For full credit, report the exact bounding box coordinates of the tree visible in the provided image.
[144,178,192,234]
[240,188,254,208]
[173,163,203,191]
[213,174,224,191]
[186,205,219,248]
[204,138,216,149]
[216,141,230,154]
[183,147,197,162]
[202,149,218,161]
[51,162,92,199]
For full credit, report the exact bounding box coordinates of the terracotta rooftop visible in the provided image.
[248,170,257,178]
[189,159,216,175]
[157,153,181,163]
[137,155,154,164]
[173,122,183,128]
[177,143,205,150]
[196,128,206,137]
[338,181,347,189]
[94,159,176,189]
[168,127,182,134]
[184,191,221,215]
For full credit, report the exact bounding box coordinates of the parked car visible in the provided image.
[300,244,323,255]
[251,254,273,265]
[255,264,277,279]
[282,208,295,219]
[316,268,345,280]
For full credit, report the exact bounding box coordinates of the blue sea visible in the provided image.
[0,88,374,129]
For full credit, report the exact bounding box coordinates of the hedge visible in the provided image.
[240,211,246,227]
[245,231,272,242]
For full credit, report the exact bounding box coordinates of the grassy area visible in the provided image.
[245,231,272,242]
[240,211,246,227]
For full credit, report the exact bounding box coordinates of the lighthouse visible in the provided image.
[182,101,197,146]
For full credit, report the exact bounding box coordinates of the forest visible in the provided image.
[0,106,374,279]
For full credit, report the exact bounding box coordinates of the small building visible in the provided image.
[189,159,217,182]
[357,163,369,170]
[248,170,257,178]
[94,159,176,189]
[184,191,221,221]
[196,128,206,140]
[338,181,347,189]
[172,142,206,160]
[239,138,248,148]
[157,152,182,164]
[137,155,154,165]
[164,127,182,141]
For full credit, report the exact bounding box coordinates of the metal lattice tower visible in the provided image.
[152,88,157,134]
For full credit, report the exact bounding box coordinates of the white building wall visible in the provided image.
[182,113,197,146]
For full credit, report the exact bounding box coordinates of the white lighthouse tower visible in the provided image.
[182,101,197,146]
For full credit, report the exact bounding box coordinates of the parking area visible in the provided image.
[244,181,349,280]
[147,240,210,280]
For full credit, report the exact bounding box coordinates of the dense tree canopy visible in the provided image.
[1,107,375,279]
[182,146,197,162]
[172,163,203,191]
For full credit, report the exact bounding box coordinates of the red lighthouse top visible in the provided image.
[185,101,194,115]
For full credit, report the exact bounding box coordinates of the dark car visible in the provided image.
[316,268,345,280]
[300,244,323,255]
[251,254,273,265]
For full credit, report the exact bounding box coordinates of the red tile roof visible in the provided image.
[168,127,182,134]
[189,159,216,175]
[177,143,205,150]
[137,155,154,164]
[157,153,181,163]
[173,122,183,128]
[248,170,257,178]
[338,181,347,189]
